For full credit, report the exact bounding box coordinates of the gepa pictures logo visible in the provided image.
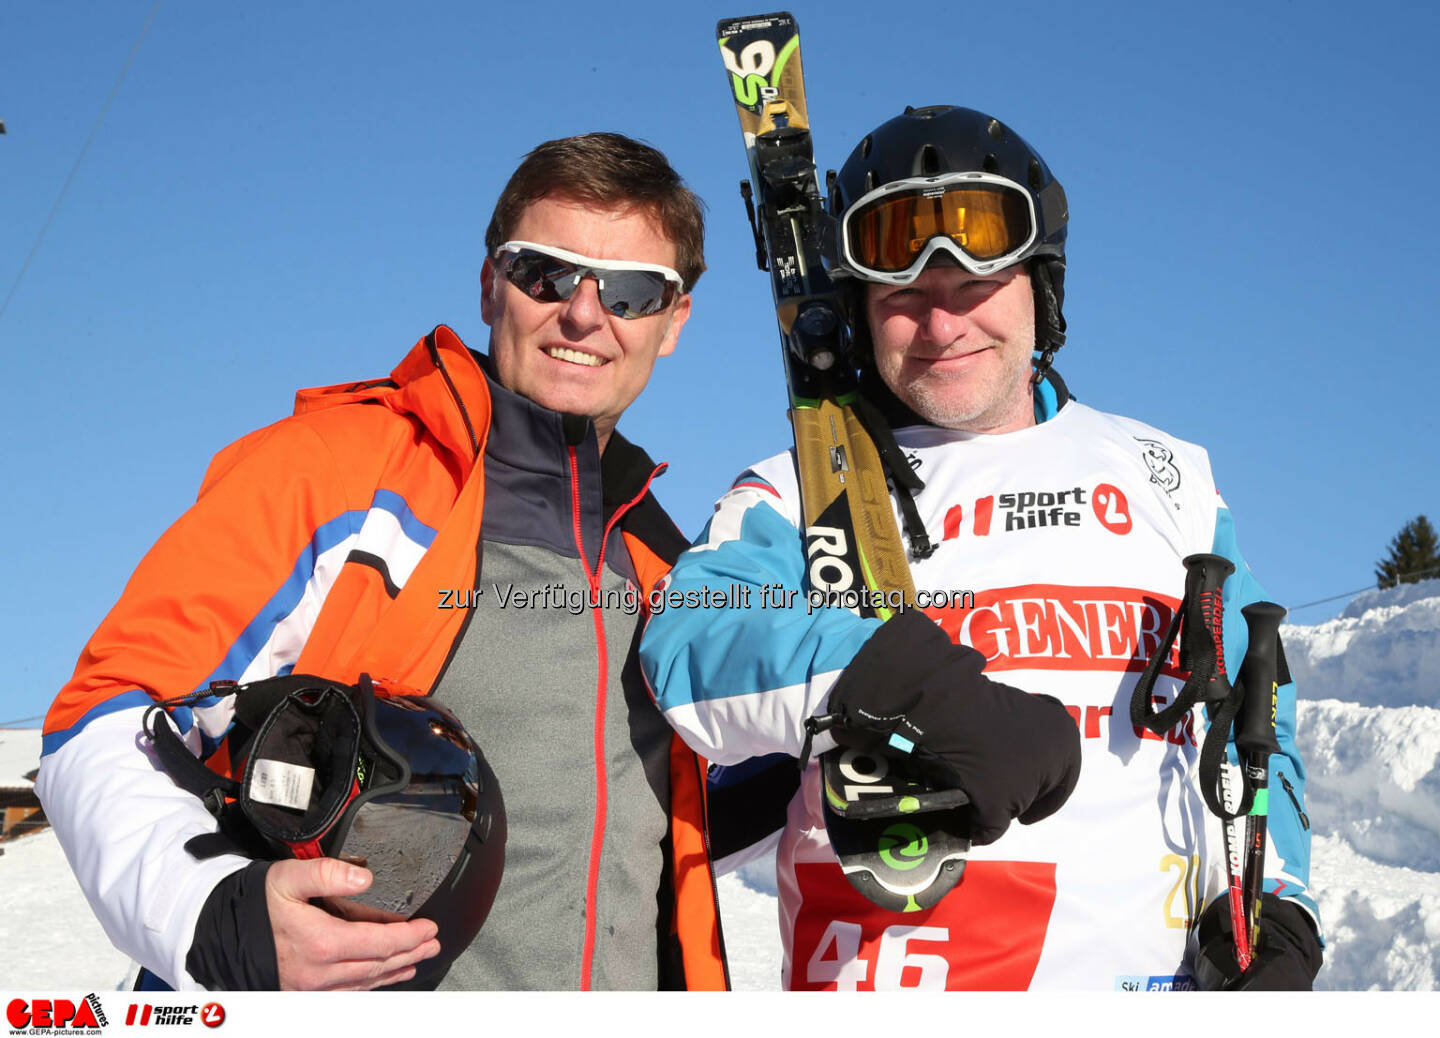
[6,995,107,1033]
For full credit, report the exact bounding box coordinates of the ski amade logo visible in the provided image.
[1115,973,1197,992]
[6,996,107,1034]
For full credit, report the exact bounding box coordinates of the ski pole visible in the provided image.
[1178,553,1252,972]
[1234,601,1286,957]
[1131,553,1252,969]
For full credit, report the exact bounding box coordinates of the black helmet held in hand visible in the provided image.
[145,673,506,990]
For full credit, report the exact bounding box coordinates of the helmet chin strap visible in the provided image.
[1030,257,1067,385]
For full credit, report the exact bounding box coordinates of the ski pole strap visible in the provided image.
[1129,553,1236,734]
[1128,604,1182,728]
[1197,691,1251,820]
[1130,554,1253,820]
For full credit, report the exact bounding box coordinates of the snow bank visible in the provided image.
[1341,577,1440,619]
[1283,587,1440,709]
[1309,835,1440,990]
[1293,581,1440,990]
[1301,700,1440,871]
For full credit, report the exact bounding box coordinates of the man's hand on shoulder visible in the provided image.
[267,858,441,991]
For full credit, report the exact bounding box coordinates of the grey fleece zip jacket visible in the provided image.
[435,360,685,990]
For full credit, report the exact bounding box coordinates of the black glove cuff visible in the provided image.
[185,859,280,990]
[827,609,985,738]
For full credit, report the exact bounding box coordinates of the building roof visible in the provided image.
[1,729,42,791]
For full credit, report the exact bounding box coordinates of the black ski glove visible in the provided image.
[1192,892,1323,991]
[824,609,1081,845]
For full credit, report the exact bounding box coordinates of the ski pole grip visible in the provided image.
[1235,602,1287,755]
[1180,553,1236,705]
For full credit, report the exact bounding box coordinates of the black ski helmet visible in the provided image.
[145,673,506,990]
[827,104,1069,378]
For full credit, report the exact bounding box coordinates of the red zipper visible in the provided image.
[569,448,665,991]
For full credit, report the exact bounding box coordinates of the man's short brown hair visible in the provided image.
[485,132,706,292]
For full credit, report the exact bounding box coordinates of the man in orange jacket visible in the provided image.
[37,132,727,991]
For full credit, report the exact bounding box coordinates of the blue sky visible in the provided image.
[3,0,1437,727]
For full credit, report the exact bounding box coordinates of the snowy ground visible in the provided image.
[0,825,132,990]
[3,580,1438,991]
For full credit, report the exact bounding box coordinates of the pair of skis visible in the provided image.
[1130,554,1289,973]
[715,12,968,912]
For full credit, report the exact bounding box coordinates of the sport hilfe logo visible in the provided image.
[940,484,1133,539]
[124,1006,192,1027]
[123,1003,225,1028]
[6,995,106,1031]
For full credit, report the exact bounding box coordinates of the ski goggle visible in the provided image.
[495,240,684,319]
[838,171,1039,283]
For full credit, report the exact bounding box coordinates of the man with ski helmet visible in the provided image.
[38,132,727,990]
[641,105,1321,990]
[830,104,1069,431]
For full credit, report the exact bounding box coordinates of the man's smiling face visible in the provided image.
[865,262,1036,433]
[480,195,690,449]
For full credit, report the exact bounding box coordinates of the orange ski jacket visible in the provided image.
[41,325,726,990]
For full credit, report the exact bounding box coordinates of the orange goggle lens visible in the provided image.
[847,183,1033,273]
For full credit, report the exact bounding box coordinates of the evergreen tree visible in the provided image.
[1375,515,1440,589]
